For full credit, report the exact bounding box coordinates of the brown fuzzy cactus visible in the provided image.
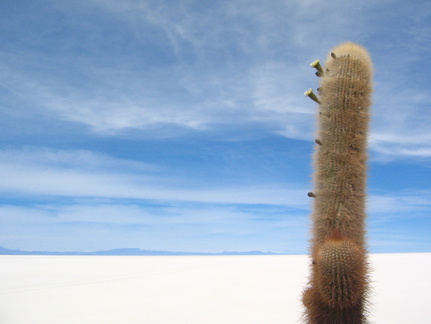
[303,42,373,324]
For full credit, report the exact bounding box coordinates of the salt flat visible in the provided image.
[0,253,430,323]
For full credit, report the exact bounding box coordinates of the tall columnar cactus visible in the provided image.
[302,42,373,324]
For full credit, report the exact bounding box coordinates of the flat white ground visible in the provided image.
[0,253,430,323]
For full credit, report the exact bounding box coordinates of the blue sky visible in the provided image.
[1,0,430,253]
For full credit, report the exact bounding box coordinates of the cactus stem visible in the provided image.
[302,42,372,323]
[310,60,324,76]
[304,88,321,104]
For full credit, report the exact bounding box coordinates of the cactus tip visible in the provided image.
[304,89,321,104]
[310,59,324,76]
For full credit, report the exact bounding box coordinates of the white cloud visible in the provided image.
[0,198,308,252]
[368,80,431,159]
[1,0,314,137]
[2,0,430,161]
[368,192,431,215]
[0,147,309,207]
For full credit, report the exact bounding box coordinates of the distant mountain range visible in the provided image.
[0,245,282,256]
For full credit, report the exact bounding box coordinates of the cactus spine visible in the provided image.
[303,42,373,324]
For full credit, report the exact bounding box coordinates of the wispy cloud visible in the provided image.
[0,201,309,252]
[3,0,429,160]
[0,147,308,206]
[0,143,310,252]
[1,146,429,251]
[0,0,315,138]
[369,191,431,215]
[370,85,431,160]
[368,190,431,252]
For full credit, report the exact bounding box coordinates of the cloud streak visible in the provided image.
[0,147,308,207]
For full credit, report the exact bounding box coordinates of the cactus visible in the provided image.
[302,42,373,324]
